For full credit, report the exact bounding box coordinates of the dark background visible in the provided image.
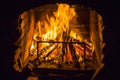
[0,0,120,80]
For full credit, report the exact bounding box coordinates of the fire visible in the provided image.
[13,3,105,80]
[29,3,94,64]
[14,3,101,72]
[33,4,77,42]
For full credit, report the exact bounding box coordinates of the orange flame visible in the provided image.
[33,4,77,42]
[14,4,99,72]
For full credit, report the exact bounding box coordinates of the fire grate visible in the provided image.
[29,41,97,70]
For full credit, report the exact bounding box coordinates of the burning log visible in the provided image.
[62,44,67,64]
[67,44,73,63]
[39,43,58,61]
[69,43,80,68]
[56,44,63,64]
[73,43,93,59]
[45,48,58,61]
[73,44,84,62]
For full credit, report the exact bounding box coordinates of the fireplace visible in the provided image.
[14,3,105,80]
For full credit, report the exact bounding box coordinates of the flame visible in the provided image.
[30,41,34,50]
[14,3,99,72]
[33,4,77,42]
[31,3,95,60]
[30,3,95,61]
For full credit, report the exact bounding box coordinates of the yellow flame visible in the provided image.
[30,41,34,50]
[32,3,94,52]
[33,4,76,42]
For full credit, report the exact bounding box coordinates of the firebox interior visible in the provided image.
[14,3,104,80]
